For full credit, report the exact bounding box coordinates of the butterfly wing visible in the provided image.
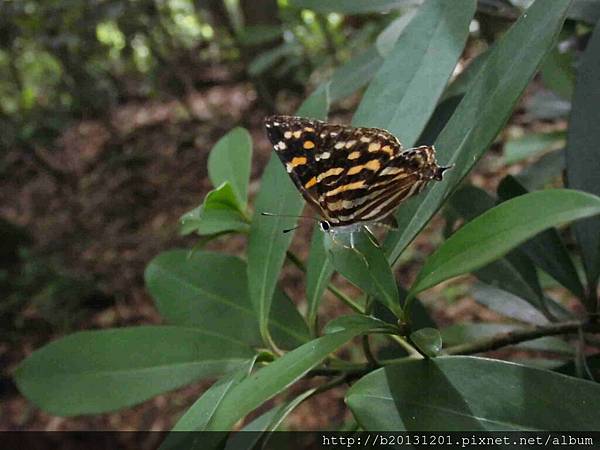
[264,115,328,216]
[264,115,447,226]
[320,144,445,226]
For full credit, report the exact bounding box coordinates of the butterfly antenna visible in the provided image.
[261,212,320,234]
[260,212,320,222]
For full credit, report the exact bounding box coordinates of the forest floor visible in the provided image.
[0,68,567,431]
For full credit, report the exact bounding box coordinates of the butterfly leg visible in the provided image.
[328,231,369,267]
[363,226,381,249]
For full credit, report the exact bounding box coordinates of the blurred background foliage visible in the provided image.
[2,0,600,430]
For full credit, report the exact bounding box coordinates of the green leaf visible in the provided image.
[525,89,571,120]
[207,128,252,207]
[448,185,546,307]
[498,175,585,298]
[441,323,516,346]
[247,91,329,347]
[471,283,549,325]
[540,47,575,100]
[410,189,600,296]
[568,0,600,23]
[169,359,256,432]
[375,10,417,57]
[145,250,309,350]
[448,184,496,220]
[385,0,573,265]
[323,314,399,334]
[442,47,491,101]
[222,388,317,450]
[324,231,401,317]
[14,326,254,416]
[503,131,565,164]
[352,0,475,146]
[179,208,249,236]
[297,83,330,118]
[475,253,544,310]
[248,43,297,76]
[205,317,385,431]
[373,286,437,330]
[566,20,600,290]
[160,359,257,450]
[237,25,282,46]
[328,47,383,103]
[288,0,419,14]
[516,148,565,191]
[410,327,442,357]
[306,228,334,336]
[347,356,600,430]
[180,182,249,236]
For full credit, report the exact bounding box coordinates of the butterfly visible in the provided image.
[264,115,451,247]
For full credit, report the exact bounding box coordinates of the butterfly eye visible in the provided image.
[319,220,331,232]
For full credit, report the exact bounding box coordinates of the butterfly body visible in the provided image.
[264,115,450,239]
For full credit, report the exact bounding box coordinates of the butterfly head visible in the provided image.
[434,164,453,181]
[319,220,332,232]
[407,145,452,181]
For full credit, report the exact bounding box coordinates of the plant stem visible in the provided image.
[285,250,365,314]
[361,296,379,367]
[443,320,600,356]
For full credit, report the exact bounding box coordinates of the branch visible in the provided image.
[443,320,600,356]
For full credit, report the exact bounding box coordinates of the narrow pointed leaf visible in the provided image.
[448,185,546,307]
[498,176,585,298]
[288,0,420,14]
[375,10,417,57]
[347,356,600,430]
[205,317,386,431]
[566,20,600,289]
[471,283,549,325]
[353,0,475,147]
[163,358,257,443]
[328,46,382,103]
[14,326,254,416]
[411,189,600,296]
[247,91,329,345]
[306,228,335,335]
[385,0,573,264]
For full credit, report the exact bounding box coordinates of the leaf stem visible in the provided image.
[389,335,425,359]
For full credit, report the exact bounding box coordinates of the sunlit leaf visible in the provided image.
[207,128,252,207]
[385,0,572,264]
[410,190,600,296]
